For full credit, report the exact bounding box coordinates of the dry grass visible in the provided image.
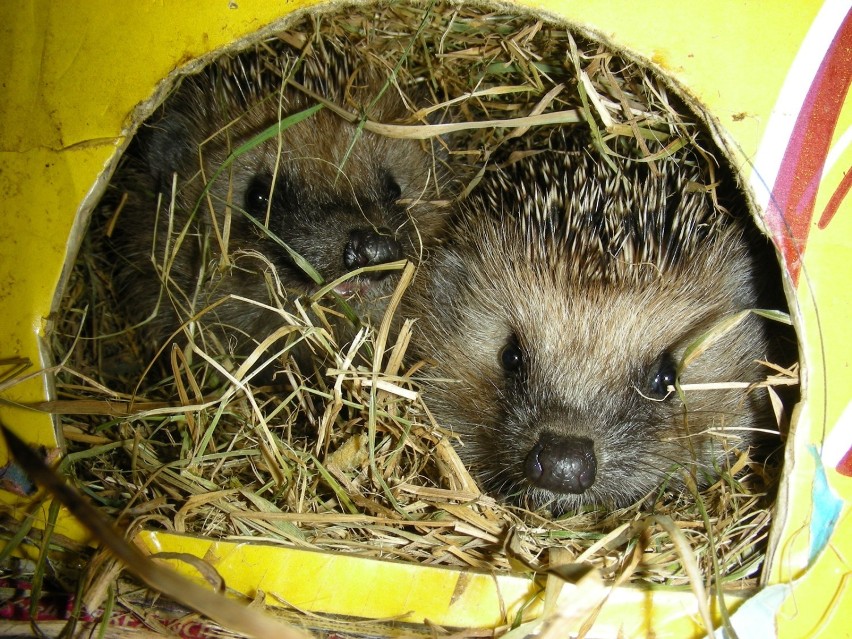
[7,0,798,633]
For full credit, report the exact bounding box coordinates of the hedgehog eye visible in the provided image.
[244,175,272,216]
[649,353,678,399]
[499,339,524,373]
[384,173,403,203]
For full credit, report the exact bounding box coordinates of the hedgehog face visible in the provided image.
[410,235,769,511]
[174,104,444,301]
[404,141,773,512]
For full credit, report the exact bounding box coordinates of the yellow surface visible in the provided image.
[767,48,852,637]
[136,530,746,636]
[1,1,849,636]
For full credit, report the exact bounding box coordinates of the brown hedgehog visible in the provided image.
[107,37,452,374]
[402,133,778,511]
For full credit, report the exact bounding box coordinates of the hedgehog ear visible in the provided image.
[138,109,197,191]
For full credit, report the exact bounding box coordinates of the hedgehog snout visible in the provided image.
[343,228,401,277]
[523,433,597,494]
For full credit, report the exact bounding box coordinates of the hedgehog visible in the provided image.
[400,132,779,512]
[107,37,452,375]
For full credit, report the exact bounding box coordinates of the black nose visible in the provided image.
[524,434,597,494]
[344,228,402,271]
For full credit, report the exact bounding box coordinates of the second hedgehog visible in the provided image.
[107,38,451,375]
[403,134,778,512]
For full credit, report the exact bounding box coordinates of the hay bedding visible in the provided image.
[40,0,794,623]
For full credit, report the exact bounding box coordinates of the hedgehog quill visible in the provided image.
[401,133,779,513]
